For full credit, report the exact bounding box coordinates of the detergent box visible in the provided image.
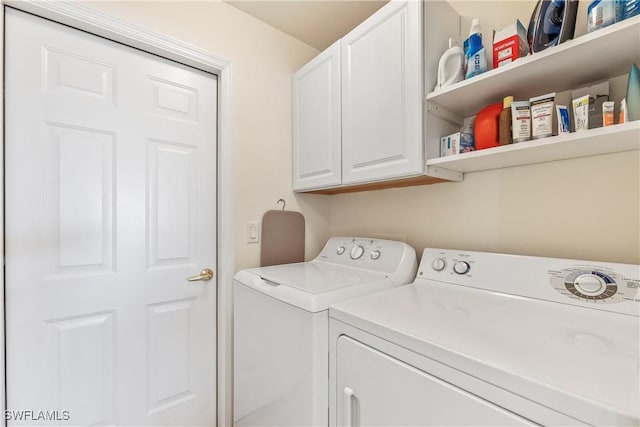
[493,20,528,69]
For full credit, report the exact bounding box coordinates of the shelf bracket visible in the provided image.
[425,165,463,182]
[426,101,463,126]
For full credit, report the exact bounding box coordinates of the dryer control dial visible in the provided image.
[370,250,381,260]
[453,261,470,275]
[336,246,346,255]
[574,274,605,295]
[564,270,617,300]
[431,258,446,271]
[350,245,365,260]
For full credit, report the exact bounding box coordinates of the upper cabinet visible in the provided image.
[341,0,423,185]
[293,40,342,191]
[292,0,462,194]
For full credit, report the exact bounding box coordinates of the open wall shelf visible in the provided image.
[426,122,640,173]
[426,16,640,119]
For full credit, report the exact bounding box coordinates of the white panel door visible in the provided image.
[341,0,423,184]
[292,40,342,191]
[336,336,534,426]
[5,9,217,426]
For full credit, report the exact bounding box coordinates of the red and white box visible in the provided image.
[492,20,528,69]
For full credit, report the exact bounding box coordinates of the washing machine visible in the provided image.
[329,248,640,426]
[233,237,417,426]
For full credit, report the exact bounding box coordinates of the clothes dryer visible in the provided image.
[329,248,640,426]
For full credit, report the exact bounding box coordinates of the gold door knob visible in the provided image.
[187,268,214,282]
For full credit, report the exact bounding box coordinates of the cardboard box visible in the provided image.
[440,132,459,157]
[493,20,528,69]
[571,81,610,129]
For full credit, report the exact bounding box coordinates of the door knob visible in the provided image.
[187,268,214,282]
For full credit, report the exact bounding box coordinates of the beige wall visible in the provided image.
[330,152,640,264]
[84,0,329,271]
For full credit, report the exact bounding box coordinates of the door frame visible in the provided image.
[0,1,235,425]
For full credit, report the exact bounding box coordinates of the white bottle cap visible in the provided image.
[469,18,481,35]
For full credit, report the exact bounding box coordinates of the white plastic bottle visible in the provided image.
[435,38,464,91]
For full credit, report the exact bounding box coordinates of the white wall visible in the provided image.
[83,0,329,270]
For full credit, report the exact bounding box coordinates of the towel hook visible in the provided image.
[276,199,286,210]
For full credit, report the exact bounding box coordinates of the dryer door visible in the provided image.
[335,336,534,426]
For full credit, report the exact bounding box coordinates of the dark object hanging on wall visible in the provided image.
[527,0,579,53]
[260,199,305,267]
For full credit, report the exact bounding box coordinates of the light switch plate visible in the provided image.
[246,222,260,244]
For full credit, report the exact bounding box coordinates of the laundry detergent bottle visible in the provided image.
[435,38,464,91]
[465,18,487,79]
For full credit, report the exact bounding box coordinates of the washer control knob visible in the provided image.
[574,274,605,295]
[337,246,346,255]
[370,250,381,260]
[453,261,471,275]
[431,258,446,271]
[350,245,365,260]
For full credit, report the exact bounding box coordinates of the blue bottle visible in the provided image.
[588,0,616,32]
[615,0,625,21]
[624,0,640,19]
[464,18,487,80]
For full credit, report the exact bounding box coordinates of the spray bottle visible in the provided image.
[464,18,487,79]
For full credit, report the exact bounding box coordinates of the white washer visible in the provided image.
[329,248,640,426]
[233,237,417,426]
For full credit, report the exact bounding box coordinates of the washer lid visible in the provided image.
[330,282,640,426]
[253,262,385,293]
[234,261,390,313]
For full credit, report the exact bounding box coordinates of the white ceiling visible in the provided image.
[224,0,388,51]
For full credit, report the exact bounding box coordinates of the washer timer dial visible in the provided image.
[453,261,471,275]
[350,245,365,260]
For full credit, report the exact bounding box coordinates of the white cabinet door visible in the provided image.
[293,40,342,191]
[336,336,534,426]
[341,0,423,185]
